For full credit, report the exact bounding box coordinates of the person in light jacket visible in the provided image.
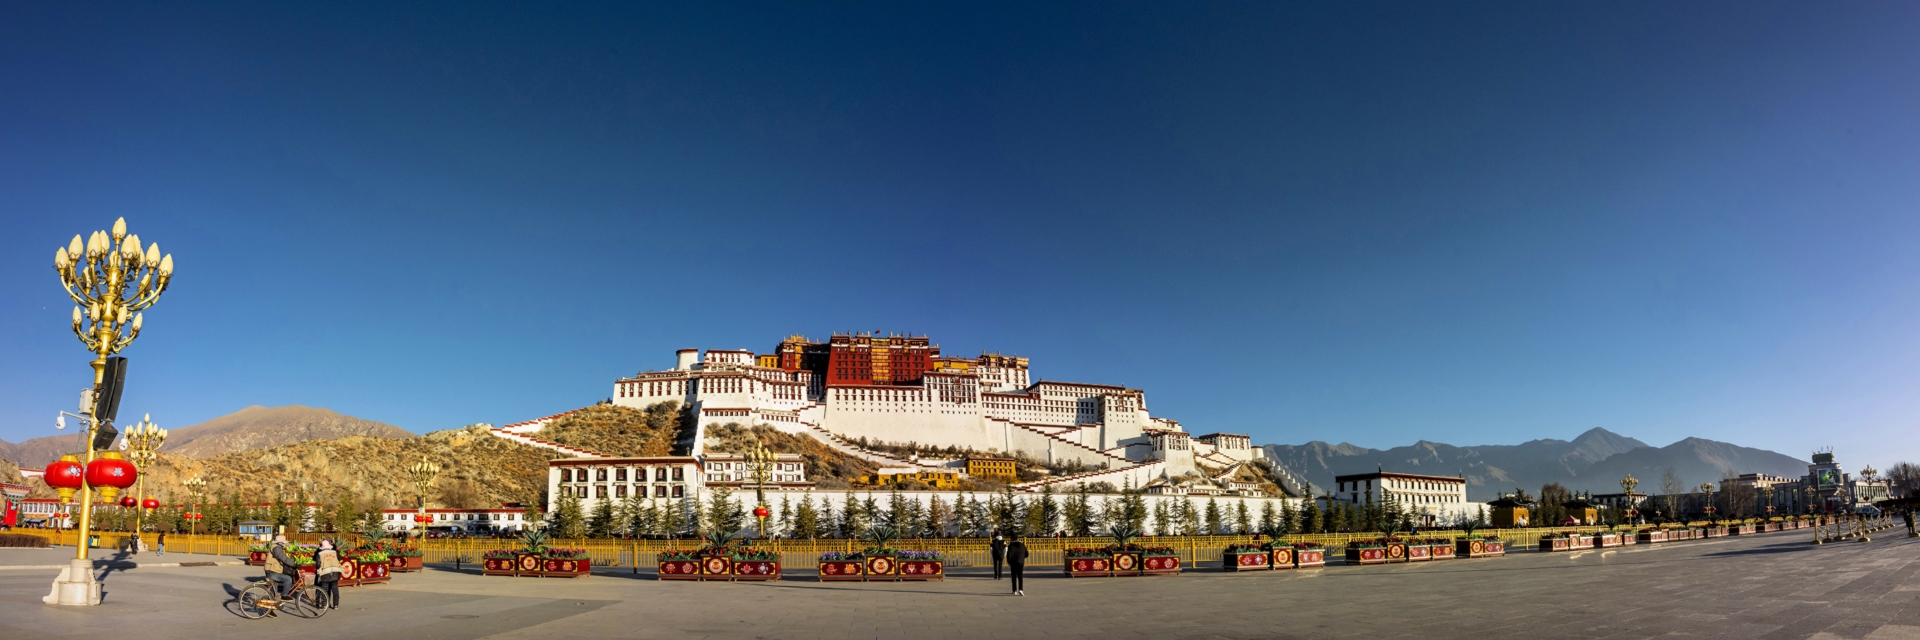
[1006,534,1028,596]
[315,538,343,610]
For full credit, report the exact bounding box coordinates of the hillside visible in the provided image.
[704,422,878,489]
[0,433,88,470]
[161,405,416,458]
[538,402,690,457]
[1574,438,1810,495]
[11,425,560,510]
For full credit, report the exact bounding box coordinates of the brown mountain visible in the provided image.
[159,405,416,458]
[0,433,88,470]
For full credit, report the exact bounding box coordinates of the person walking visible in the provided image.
[315,538,343,610]
[990,534,1006,580]
[156,531,166,556]
[1903,509,1914,537]
[1006,534,1028,596]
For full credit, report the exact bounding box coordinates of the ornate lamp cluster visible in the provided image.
[745,442,775,537]
[124,415,167,528]
[408,457,441,539]
[55,217,174,372]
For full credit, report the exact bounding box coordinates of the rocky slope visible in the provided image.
[160,405,416,458]
[537,402,691,457]
[0,434,89,470]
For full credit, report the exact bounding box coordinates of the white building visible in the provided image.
[1332,471,1478,527]
[380,507,531,533]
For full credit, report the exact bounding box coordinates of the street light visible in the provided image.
[183,476,207,536]
[408,457,441,541]
[1620,474,1640,525]
[124,414,166,538]
[44,218,174,606]
[744,442,775,539]
[1700,483,1716,523]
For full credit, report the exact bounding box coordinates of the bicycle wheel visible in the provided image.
[236,585,274,620]
[296,585,330,618]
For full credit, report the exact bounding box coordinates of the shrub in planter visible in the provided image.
[482,549,520,575]
[897,550,943,581]
[1290,542,1327,567]
[730,547,781,581]
[1105,524,1145,576]
[1346,539,1389,565]
[859,525,902,581]
[1223,543,1271,571]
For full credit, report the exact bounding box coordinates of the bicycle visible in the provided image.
[235,571,330,619]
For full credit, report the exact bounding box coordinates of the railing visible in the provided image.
[10,518,1838,570]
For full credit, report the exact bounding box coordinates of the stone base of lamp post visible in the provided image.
[44,558,101,606]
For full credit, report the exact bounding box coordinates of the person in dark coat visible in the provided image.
[990,534,1006,580]
[1006,534,1028,596]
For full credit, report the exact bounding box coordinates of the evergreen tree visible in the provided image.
[1118,486,1149,531]
[521,500,546,531]
[776,495,794,538]
[925,494,952,537]
[1300,497,1321,534]
[887,487,912,531]
[1063,486,1090,536]
[329,494,357,534]
[1179,498,1201,536]
[991,485,1023,535]
[1259,501,1278,535]
[840,492,868,536]
[906,495,928,538]
[675,493,699,536]
[1036,485,1061,536]
[1204,498,1224,535]
[1234,500,1252,534]
[794,494,821,539]
[1152,499,1172,536]
[706,486,745,535]
[588,496,617,537]
[551,489,587,539]
[957,493,989,537]
[293,486,310,532]
[1278,499,1297,535]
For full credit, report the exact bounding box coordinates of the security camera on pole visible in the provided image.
[43,217,174,606]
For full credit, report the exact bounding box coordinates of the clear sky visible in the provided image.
[3,3,1917,469]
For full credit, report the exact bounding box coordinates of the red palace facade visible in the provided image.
[771,333,938,386]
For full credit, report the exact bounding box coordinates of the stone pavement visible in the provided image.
[0,547,243,571]
[0,530,1914,639]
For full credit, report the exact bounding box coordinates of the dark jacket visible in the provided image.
[1006,540,1029,565]
[270,543,297,575]
[990,538,1006,560]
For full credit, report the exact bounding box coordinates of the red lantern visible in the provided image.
[753,506,770,518]
[86,452,138,501]
[45,455,85,503]
[142,498,160,510]
[119,495,136,507]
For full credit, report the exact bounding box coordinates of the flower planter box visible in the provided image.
[1637,530,1665,543]
[339,557,391,586]
[248,551,267,566]
[1224,551,1271,571]
[1346,547,1388,565]
[542,557,590,578]
[863,555,898,581]
[1539,537,1572,552]
[1110,552,1143,576]
[817,560,865,581]
[1596,533,1621,548]
[483,557,521,576]
[658,559,704,580]
[1731,525,1757,535]
[1430,543,1456,560]
[897,560,942,581]
[1705,527,1728,538]
[1457,539,1504,558]
[1267,547,1297,569]
[1294,548,1326,567]
[732,560,780,581]
[1065,556,1112,578]
[1383,541,1410,563]
[1570,535,1593,548]
[390,555,424,573]
[1405,544,1431,562]
[1141,555,1181,575]
[1620,533,1637,546]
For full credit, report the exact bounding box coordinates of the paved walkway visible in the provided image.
[0,547,243,571]
[0,530,1915,639]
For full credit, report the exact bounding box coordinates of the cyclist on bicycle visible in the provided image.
[262,535,298,606]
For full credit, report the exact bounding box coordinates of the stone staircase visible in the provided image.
[487,427,605,458]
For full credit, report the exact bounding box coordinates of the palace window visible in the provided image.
[597,469,608,481]
[595,486,607,498]
[615,485,627,498]
[672,486,684,498]
[655,486,667,497]
[655,467,668,481]
[616,468,628,481]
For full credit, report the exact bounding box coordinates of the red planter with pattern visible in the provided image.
[1539,537,1572,552]
[1109,552,1143,576]
[817,560,864,581]
[1405,544,1431,562]
[1141,555,1181,575]
[658,559,704,580]
[1596,533,1620,548]
[1065,556,1111,578]
[862,555,897,581]
[542,557,590,578]
[1223,551,1270,571]
[1346,547,1388,565]
[339,556,391,586]
[1294,548,1326,567]
[483,556,519,576]
[898,560,943,581]
[390,555,424,573]
[1430,543,1456,559]
[732,560,780,581]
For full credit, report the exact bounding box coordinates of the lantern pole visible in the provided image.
[408,457,441,542]
[745,442,774,539]
[183,476,206,536]
[44,218,174,606]
[126,415,166,540]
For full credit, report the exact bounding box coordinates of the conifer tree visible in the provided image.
[293,485,310,532]
[925,494,952,537]
[1234,500,1252,534]
[551,489,587,539]
[1036,485,1061,535]
[588,496,617,537]
[1179,498,1201,536]
[794,494,821,539]
[887,487,912,531]
[1299,497,1321,534]
[776,495,793,538]
[1204,498,1224,535]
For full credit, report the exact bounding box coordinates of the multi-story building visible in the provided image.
[380,507,531,533]
[551,457,703,503]
[1332,471,1476,526]
[965,457,1017,482]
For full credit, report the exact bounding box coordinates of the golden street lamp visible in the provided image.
[46,218,174,606]
[1620,474,1640,524]
[125,414,166,536]
[1700,483,1716,523]
[744,442,775,538]
[183,476,207,536]
[408,457,441,540]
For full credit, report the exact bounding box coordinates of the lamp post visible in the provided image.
[1700,483,1716,524]
[183,476,206,536]
[124,414,166,538]
[1620,474,1640,525]
[408,457,441,541]
[46,218,174,606]
[744,442,775,539]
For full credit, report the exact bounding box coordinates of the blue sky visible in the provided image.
[3,3,1918,469]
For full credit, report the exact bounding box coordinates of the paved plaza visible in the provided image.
[1,531,1916,639]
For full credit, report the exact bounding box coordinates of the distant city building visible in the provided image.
[965,457,1017,482]
[1331,471,1476,526]
[380,507,529,533]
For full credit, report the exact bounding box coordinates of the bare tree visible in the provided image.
[1888,462,1920,498]
[1661,468,1685,522]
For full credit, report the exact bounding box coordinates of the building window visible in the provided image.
[595,486,607,498]
[597,469,608,481]
[655,468,667,481]
[655,486,667,497]
[671,486,684,498]
[616,468,628,481]
[616,485,627,498]
[560,469,571,482]
[673,468,684,481]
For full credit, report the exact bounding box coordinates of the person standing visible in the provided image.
[990,534,1006,580]
[315,538,343,610]
[1903,509,1914,537]
[1006,534,1028,596]
[156,531,166,556]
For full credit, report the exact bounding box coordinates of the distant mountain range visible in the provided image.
[1263,427,1809,501]
[0,405,415,468]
